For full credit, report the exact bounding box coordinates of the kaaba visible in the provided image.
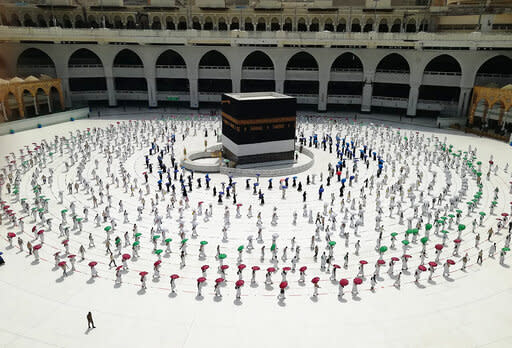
[221,92,296,166]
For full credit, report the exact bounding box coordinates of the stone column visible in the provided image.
[60,77,72,108]
[318,74,328,112]
[361,82,373,113]
[106,76,117,107]
[47,95,52,113]
[147,76,157,107]
[189,78,199,109]
[33,94,39,115]
[457,87,472,118]
[406,84,419,117]
[275,79,284,94]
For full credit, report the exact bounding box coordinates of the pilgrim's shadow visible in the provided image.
[213,296,222,303]
[137,288,146,295]
[427,279,437,285]
[337,296,347,303]
[310,296,318,303]
[84,328,92,335]
[501,263,510,268]
[195,295,204,301]
[168,292,177,298]
[351,294,361,301]
[55,276,65,283]
[250,282,258,288]
[30,260,40,265]
[86,278,95,284]
[414,282,426,289]
[114,283,122,289]
[265,284,274,291]
[233,298,243,306]
[277,299,286,307]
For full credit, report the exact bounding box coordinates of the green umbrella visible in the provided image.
[13,189,19,194]
[441,230,449,235]
[437,219,445,224]
[448,214,455,218]
[181,238,188,244]
[115,239,121,246]
[152,235,160,240]
[238,245,244,252]
[402,240,410,246]
[38,208,44,212]
[491,201,498,206]
[412,228,419,235]
[477,172,482,177]
[479,212,486,216]
[200,240,208,245]
[218,253,227,260]
[406,229,414,235]
[270,243,276,251]
[456,209,462,214]
[476,161,482,165]
[165,238,172,243]
[61,209,68,213]
[155,249,163,255]
[133,241,140,247]
[458,224,466,231]
[21,198,27,201]
[328,241,337,246]
[135,233,142,238]
[502,247,510,252]
[104,226,112,232]
[391,232,398,237]
[76,218,83,223]
[425,224,433,231]
[379,246,388,253]
[420,237,429,244]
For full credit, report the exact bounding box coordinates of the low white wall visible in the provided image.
[0,108,90,136]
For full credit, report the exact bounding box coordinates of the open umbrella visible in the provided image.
[502,213,509,217]
[122,254,131,260]
[267,267,276,273]
[181,238,188,244]
[353,277,363,285]
[391,257,400,262]
[197,277,206,283]
[377,259,386,265]
[155,249,163,255]
[238,264,246,270]
[447,259,455,265]
[420,237,429,245]
[165,238,172,244]
[139,271,148,277]
[134,233,142,238]
[418,265,427,271]
[328,241,336,247]
[154,260,162,267]
[359,260,368,265]
[215,278,225,284]
[33,244,42,250]
[200,241,208,245]
[428,261,438,267]
[218,253,227,260]
[104,226,112,232]
[435,244,443,251]
[339,279,349,287]
[133,241,140,247]
[152,235,161,241]
[425,223,433,230]
[454,239,461,244]
[503,247,511,252]
[252,266,260,271]
[402,240,410,246]
[171,274,180,280]
[58,261,67,267]
[238,245,244,252]
[403,254,412,259]
[333,264,341,269]
[236,280,245,287]
[201,265,210,271]
[458,224,466,231]
[379,246,388,253]
[299,266,307,272]
[88,261,97,267]
[7,232,16,238]
[311,277,320,284]
[220,265,229,271]
[116,265,123,271]
[279,281,288,289]
[391,232,398,237]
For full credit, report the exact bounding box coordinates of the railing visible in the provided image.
[423,71,461,76]
[68,64,103,68]
[242,66,274,70]
[18,64,55,69]
[71,90,106,94]
[418,99,457,105]
[286,67,319,71]
[476,73,512,78]
[199,65,230,69]
[156,65,187,69]
[287,93,319,98]
[373,96,408,101]
[375,69,410,74]
[115,90,148,94]
[331,68,363,72]
[113,64,144,68]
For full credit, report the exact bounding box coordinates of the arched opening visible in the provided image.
[363,18,374,32]
[0,55,8,78]
[192,17,201,30]
[336,19,346,32]
[487,102,504,131]
[241,51,275,92]
[138,14,149,29]
[285,52,318,97]
[36,15,47,27]
[283,18,292,31]
[270,17,280,31]
[87,15,98,28]
[203,17,213,30]
[75,15,86,28]
[418,86,460,103]
[62,15,72,28]
[219,18,228,31]
[69,49,106,93]
[378,19,388,32]
[165,17,175,30]
[152,17,162,30]
[245,17,254,31]
[36,88,50,115]
[424,54,461,74]
[22,90,36,118]
[10,14,21,27]
[114,16,123,29]
[23,14,36,27]
[376,53,410,73]
[476,55,512,86]
[230,17,239,30]
[351,19,361,32]
[6,92,21,120]
[309,18,319,32]
[419,19,429,32]
[17,48,56,77]
[297,18,307,32]
[256,17,266,31]
[324,18,334,31]
[329,53,364,97]
[126,16,136,29]
[406,18,416,33]
[113,49,143,67]
[502,107,512,134]
[103,16,112,29]
[178,17,187,30]
[156,50,188,95]
[472,99,488,128]
[391,19,401,33]
[199,51,231,95]
[421,54,462,103]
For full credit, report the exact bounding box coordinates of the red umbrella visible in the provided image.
[33,244,42,250]
[391,257,400,262]
[311,277,320,284]
[377,259,386,265]
[454,239,462,244]
[279,281,288,289]
[502,213,509,217]
[238,264,246,270]
[62,239,69,245]
[339,279,349,287]
[220,265,229,270]
[236,203,243,207]
[267,267,276,272]
[7,232,17,238]
[447,259,456,265]
[171,274,180,280]
[282,266,291,272]
[139,271,148,277]
[58,261,67,267]
[428,261,438,267]
[435,244,443,251]
[154,260,162,267]
[403,254,412,259]
[116,265,123,271]
[68,254,76,259]
[197,277,206,283]
[353,277,363,285]
[122,254,131,260]
[299,266,307,272]
[201,265,210,271]
[236,280,245,287]
[88,261,97,267]
[359,260,368,265]
[54,251,60,256]
[251,266,260,271]
[215,278,225,283]
[418,265,427,271]
[37,230,44,235]
[333,264,341,269]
